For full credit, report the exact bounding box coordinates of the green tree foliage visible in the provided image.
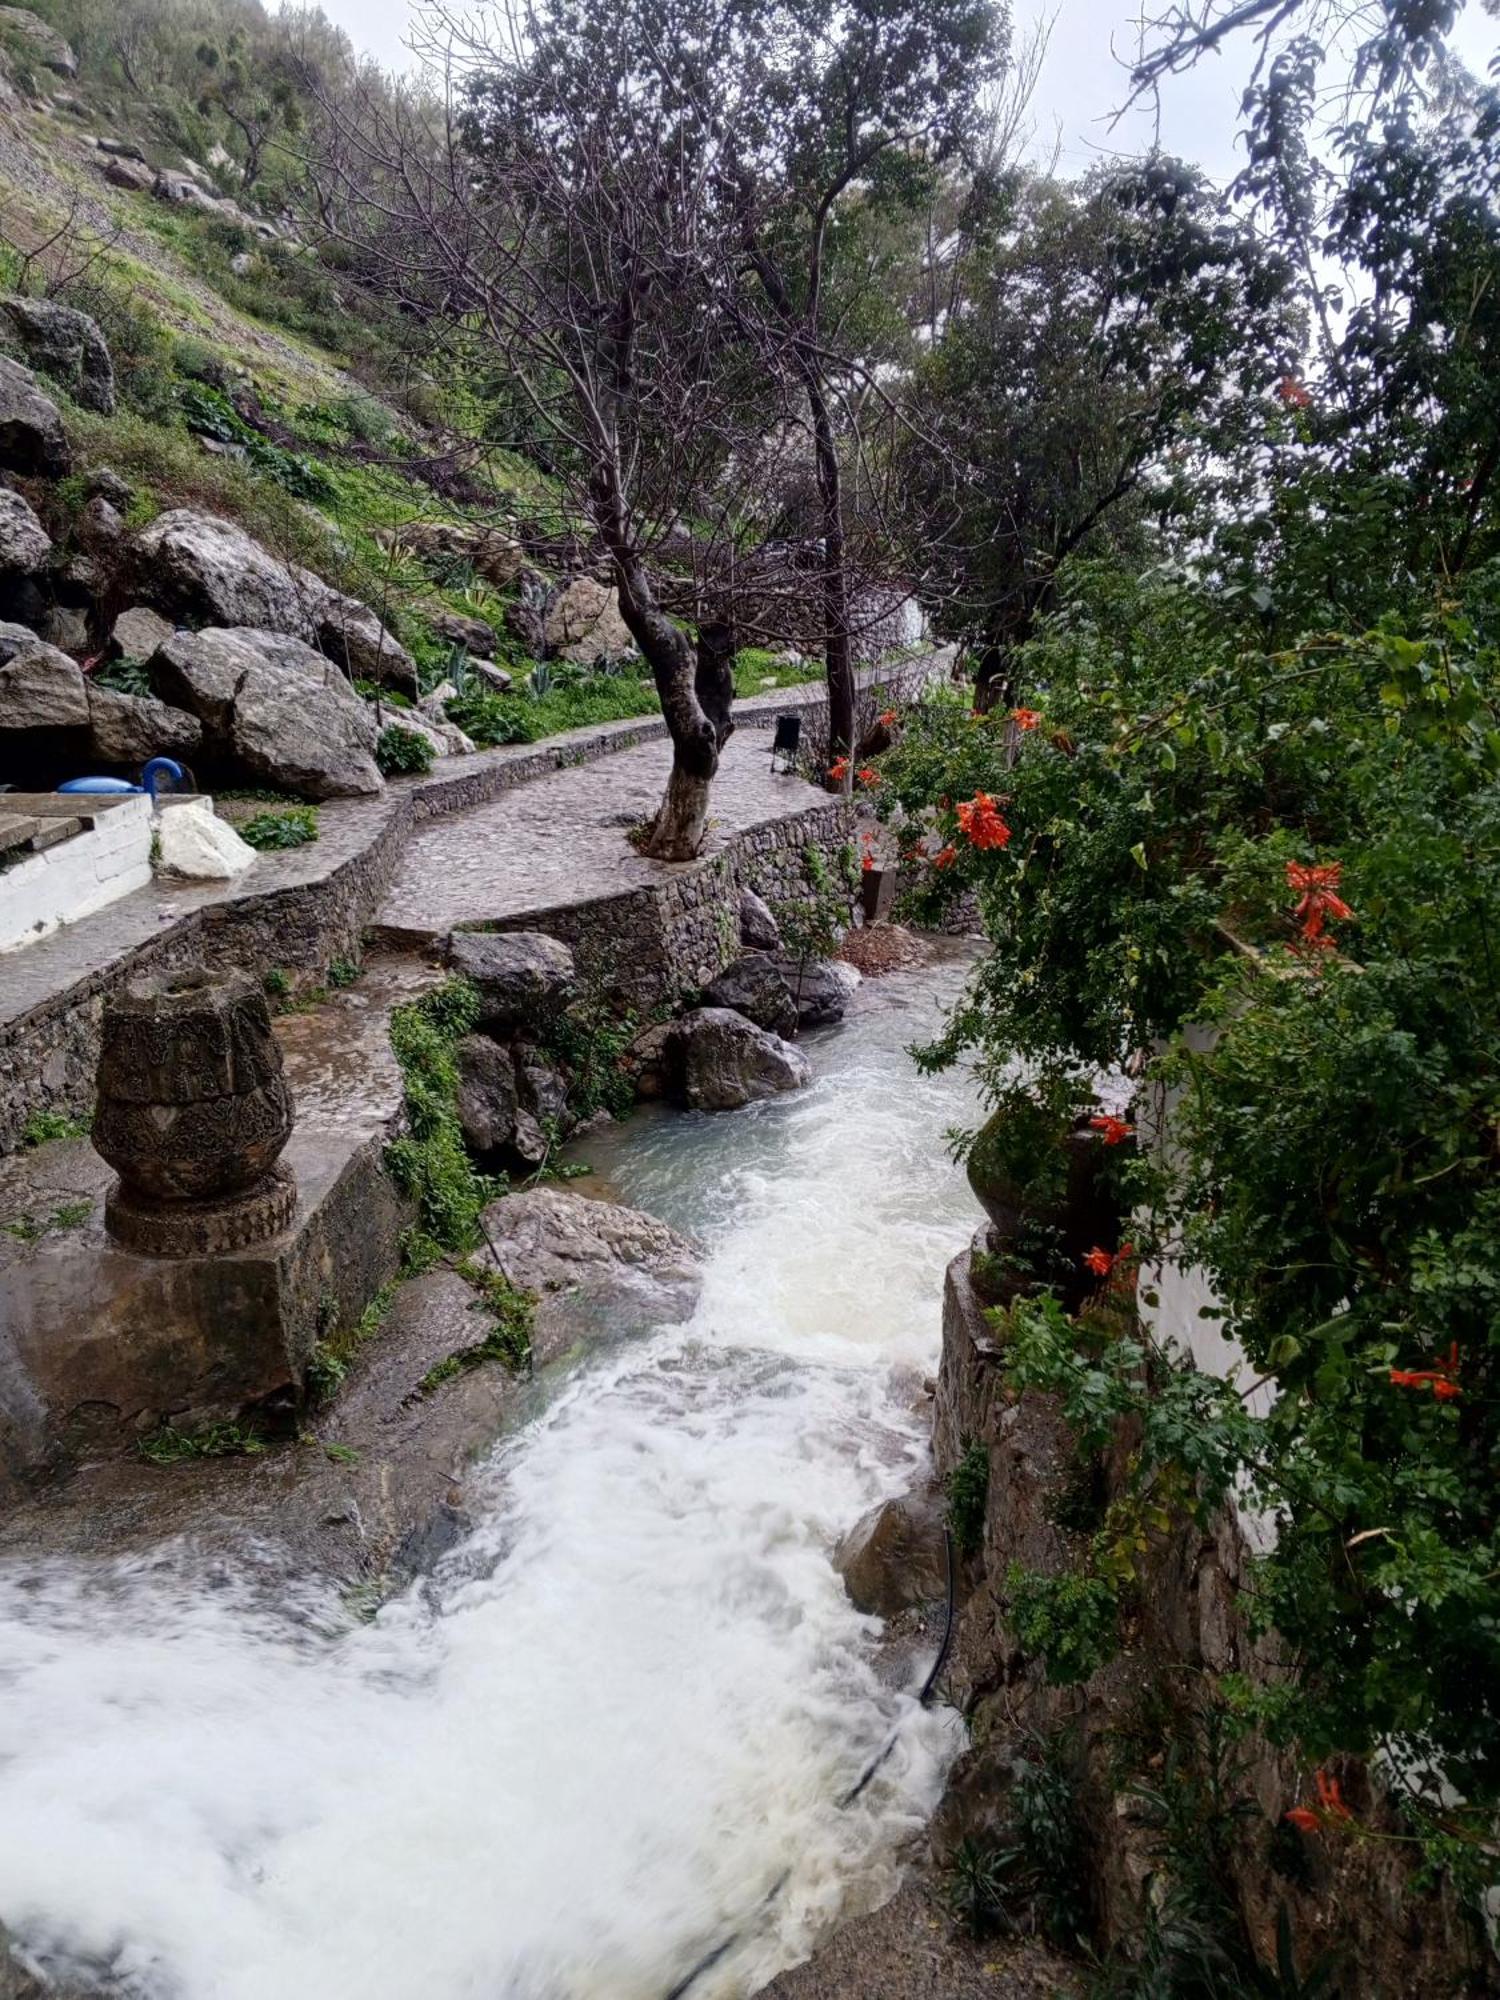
[901,161,1298,699]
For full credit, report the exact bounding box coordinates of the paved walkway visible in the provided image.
[376,730,828,944]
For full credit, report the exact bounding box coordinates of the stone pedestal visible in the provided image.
[93,967,295,1256]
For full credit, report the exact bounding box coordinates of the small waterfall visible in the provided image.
[0,955,981,2000]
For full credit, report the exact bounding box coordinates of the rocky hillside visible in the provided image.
[0,0,832,799]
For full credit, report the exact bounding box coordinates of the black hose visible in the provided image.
[662,1523,958,1996]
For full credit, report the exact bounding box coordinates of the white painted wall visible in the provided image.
[0,794,154,953]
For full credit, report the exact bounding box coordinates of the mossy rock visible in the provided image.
[966,1096,1072,1227]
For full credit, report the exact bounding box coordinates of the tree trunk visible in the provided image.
[695,620,737,750]
[611,550,726,861]
[808,379,856,769]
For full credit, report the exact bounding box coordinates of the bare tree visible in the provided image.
[304,0,796,858]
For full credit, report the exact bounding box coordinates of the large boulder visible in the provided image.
[0,295,114,414]
[0,486,50,574]
[131,511,417,693]
[702,952,799,1039]
[455,1034,519,1159]
[86,684,202,765]
[543,575,633,662]
[774,956,861,1029]
[834,1491,950,1617]
[0,642,86,729]
[475,1186,700,1361]
[134,509,309,633]
[677,1006,811,1111]
[0,6,76,74]
[148,626,249,735]
[0,357,68,477]
[446,930,576,1033]
[225,631,382,799]
[147,625,381,797]
[739,886,782,951]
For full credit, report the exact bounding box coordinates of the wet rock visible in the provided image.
[110,604,174,661]
[739,886,782,951]
[515,1045,572,1136]
[0,6,76,74]
[103,155,154,193]
[446,930,576,1033]
[153,799,254,880]
[677,1006,811,1111]
[626,1020,680,1100]
[131,510,417,693]
[702,952,799,1039]
[0,356,69,477]
[0,294,115,414]
[544,575,633,662]
[475,1186,700,1360]
[0,486,50,574]
[455,1034,518,1158]
[834,1491,949,1617]
[86,685,202,766]
[774,956,860,1028]
[0,642,86,729]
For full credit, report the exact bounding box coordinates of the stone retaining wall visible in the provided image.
[461,801,854,1013]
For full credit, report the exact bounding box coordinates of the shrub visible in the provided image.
[238,805,318,851]
[375,722,436,777]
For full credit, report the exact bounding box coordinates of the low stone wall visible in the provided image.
[468,801,854,1013]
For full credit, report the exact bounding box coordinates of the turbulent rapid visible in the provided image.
[0,955,981,2000]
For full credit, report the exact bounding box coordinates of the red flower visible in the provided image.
[857,766,880,788]
[1277,375,1312,409]
[878,708,898,727]
[828,757,850,783]
[932,845,958,870]
[1390,1344,1461,1401]
[1083,1242,1136,1284]
[956,792,1012,851]
[1286,1771,1353,1833]
[1286,860,1353,942]
[1315,1771,1352,1822]
[1089,1114,1134,1147]
[1011,707,1042,731]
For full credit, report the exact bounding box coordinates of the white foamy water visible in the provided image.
[0,956,981,2000]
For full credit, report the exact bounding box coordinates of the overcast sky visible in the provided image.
[303,0,1496,188]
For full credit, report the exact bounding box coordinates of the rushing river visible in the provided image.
[0,952,982,2000]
